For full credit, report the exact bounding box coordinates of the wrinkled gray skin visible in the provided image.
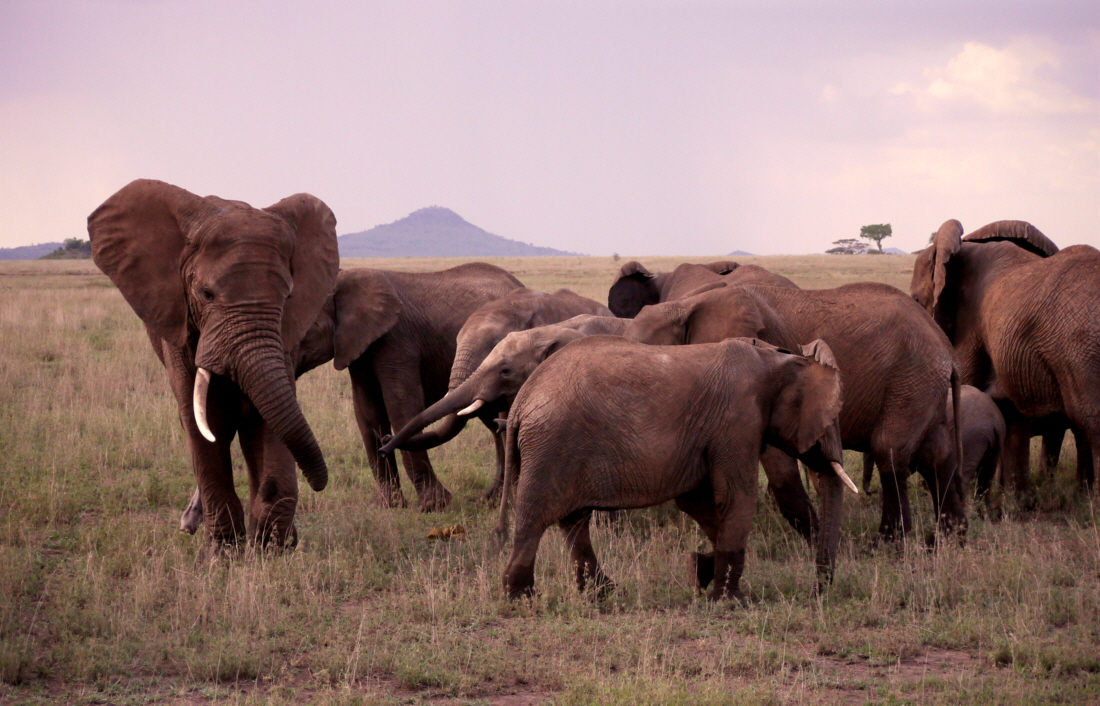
[912,220,1100,494]
[627,282,965,542]
[496,336,850,602]
[608,260,797,318]
[182,263,525,524]
[862,386,1004,510]
[90,179,339,547]
[380,315,629,497]
[379,289,612,496]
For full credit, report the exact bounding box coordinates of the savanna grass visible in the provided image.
[0,257,1096,705]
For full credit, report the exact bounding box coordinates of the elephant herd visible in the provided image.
[89,179,1100,603]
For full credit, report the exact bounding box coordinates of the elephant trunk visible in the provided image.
[448,346,484,391]
[220,321,327,488]
[380,387,478,454]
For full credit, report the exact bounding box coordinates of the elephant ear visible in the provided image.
[88,179,209,348]
[771,339,843,455]
[912,220,963,318]
[264,193,340,353]
[685,286,763,343]
[608,261,659,318]
[536,328,586,362]
[332,269,402,370]
[963,220,1058,257]
[703,260,740,275]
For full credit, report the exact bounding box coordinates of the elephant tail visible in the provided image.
[951,365,964,494]
[492,416,520,549]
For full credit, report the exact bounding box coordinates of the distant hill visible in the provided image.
[0,242,64,260]
[339,207,582,258]
[882,247,909,255]
[727,250,754,256]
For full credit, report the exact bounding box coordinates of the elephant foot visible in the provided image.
[504,565,537,601]
[376,483,409,509]
[708,585,748,607]
[482,481,503,504]
[687,551,715,592]
[416,484,453,513]
[250,522,299,551]
[179,490,203,535]
[576,562,615,599]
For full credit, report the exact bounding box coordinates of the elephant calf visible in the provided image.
[496,336,856,603]
[862,385,1005,509]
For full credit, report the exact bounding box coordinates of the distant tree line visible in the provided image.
[40,238,92,259]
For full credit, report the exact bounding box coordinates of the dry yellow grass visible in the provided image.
[0,256,1096,705]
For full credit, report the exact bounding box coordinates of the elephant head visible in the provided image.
[625,284,769,347]
[89,179,339,493]
[382,288,611,453]
[607,260,741,318]
[912,219,1058,335]
[764,339,846,473]
[380,325,586,454]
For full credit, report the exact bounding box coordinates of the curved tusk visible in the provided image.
[193,367,216,442]
[832,461,858,494]
[457,398,486,417]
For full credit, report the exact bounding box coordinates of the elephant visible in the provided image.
[89,179,339,546]
[378,289,613,497]
[494,336,854,602]
[912,220,1100,493]
[862,385,1004,509]
[608,260,797,318]
[626,282,965,542]
[380,315,629,488]
[180,263,525,524]
[331,265,524,511]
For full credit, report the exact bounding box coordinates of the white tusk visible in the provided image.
[457,398,486,417]
[193,367,216,442]
[832,461,858,494]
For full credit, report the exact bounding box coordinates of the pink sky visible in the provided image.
[2,1,1097,254]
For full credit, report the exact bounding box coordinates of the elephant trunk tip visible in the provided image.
[302,460,329,492]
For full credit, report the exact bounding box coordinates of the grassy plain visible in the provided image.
[0,256,1096,705]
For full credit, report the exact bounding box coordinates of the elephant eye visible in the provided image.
[500,367,512,377]
[200,287,215,302]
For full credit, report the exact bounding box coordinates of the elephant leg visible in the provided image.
[708,468,757,605]
[914,430,967,540]
[180,488,203,534]
[375,365,451,512]
[761,446,817,543]
[238,409,299,548]
[483,423,507,502]
[558,510,613,597]
[675,482,719,592]
[972,444,1002,517]
[165,345,244,544]
[1039,424,1065,476]
[861,452,877,494]
[874,447,914,542]
[503,514,552,600]
[349,368,406,508]
[1000,407,1033,504]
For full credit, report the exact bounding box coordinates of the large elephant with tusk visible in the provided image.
[90,179,339,547]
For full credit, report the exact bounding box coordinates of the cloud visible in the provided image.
[891,40,1095,116]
